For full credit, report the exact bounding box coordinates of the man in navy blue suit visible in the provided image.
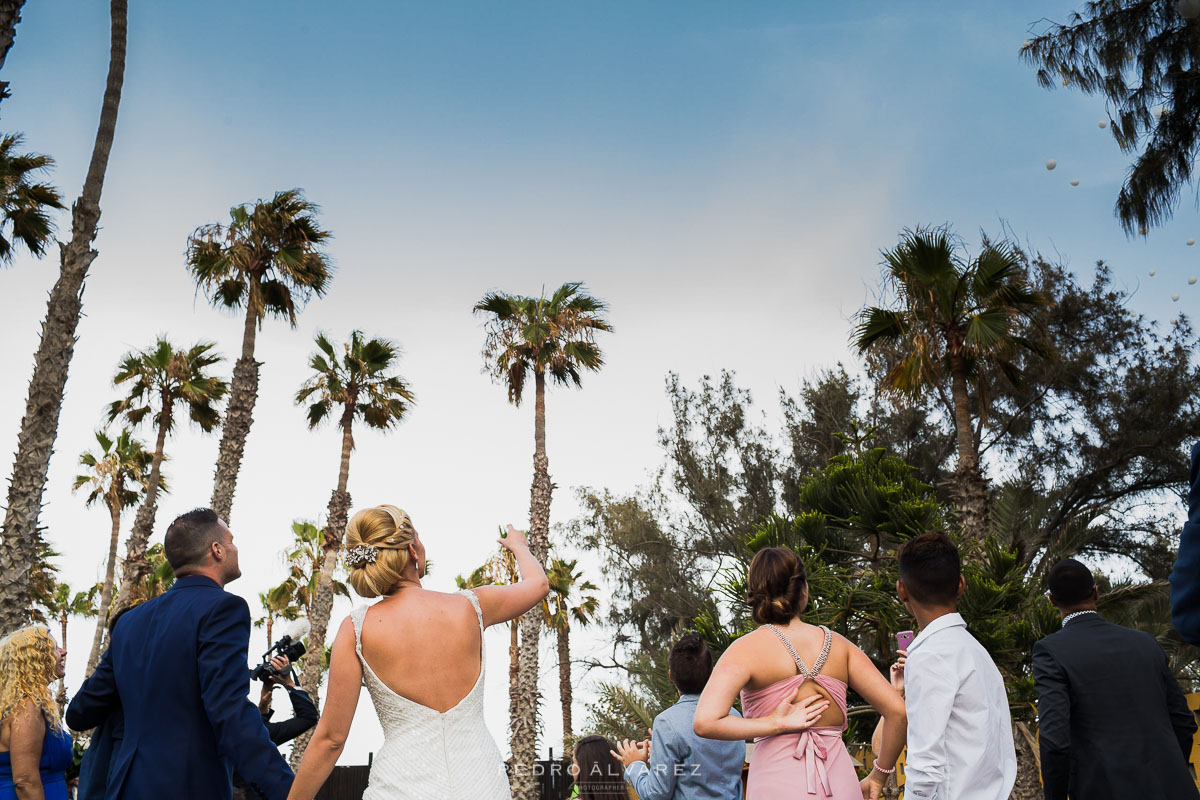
[67,508,295,800]
[1171,442,1200,645]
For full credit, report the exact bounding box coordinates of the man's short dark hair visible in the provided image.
[1048,558,1096,606]
[897,531,962,605]
[164,508,224,572]
[668,633,713,694]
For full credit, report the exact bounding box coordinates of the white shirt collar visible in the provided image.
[908,611,966,654]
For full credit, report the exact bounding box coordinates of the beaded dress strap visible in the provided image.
[765,624,832,678]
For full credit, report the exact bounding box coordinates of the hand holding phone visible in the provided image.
[891,630,913,693]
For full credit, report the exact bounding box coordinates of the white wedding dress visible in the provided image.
[349,589,511,800]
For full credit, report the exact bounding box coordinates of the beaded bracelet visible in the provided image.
[872,763,897,775]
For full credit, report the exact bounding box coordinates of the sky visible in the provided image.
[1,0,1197,764]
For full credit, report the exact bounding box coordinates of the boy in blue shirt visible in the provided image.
[612,634,745,799]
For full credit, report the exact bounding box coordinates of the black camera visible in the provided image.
[250,634,306,683]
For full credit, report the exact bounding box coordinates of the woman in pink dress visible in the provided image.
[694,547,906,800]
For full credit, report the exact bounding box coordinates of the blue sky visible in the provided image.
[2,0,1196,762]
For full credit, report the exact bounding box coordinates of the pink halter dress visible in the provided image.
[740,625,861,799]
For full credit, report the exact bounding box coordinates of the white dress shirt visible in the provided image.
[903,612,1016,800]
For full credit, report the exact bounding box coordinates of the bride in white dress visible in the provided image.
[287,506,549,800]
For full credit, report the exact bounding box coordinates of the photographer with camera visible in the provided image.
[233,643,319,800]
[254,655,318,745]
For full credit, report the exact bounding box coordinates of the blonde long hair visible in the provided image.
[0,626,61,731]
[344,505,417,597]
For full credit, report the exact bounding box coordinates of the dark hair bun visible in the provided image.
[747,547,808,625]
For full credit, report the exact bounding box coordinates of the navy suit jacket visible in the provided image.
[66,576,294,800]
[1171,441,1200,645]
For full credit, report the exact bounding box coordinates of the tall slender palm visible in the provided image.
[289,331,413,765]
[0,133,64,264]
[458,550,523,748]
[854,228,1047,540]
[187,190,332,522]
[0,0,127,636]
[280,519,349,621]
[72,428,156,675]
[474,282,611,795]
[43,581,98,713]
[543,557,599,749]
[255,583,300,648]
[107,339,227,615]
[0,0,28,105]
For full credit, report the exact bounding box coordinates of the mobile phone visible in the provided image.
[896,630,915,651]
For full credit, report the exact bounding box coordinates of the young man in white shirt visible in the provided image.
[893,531,1016,800]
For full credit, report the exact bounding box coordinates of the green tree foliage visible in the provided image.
[1021,1,1200,233]
[575,251,1200,740]
[0,133,64,264]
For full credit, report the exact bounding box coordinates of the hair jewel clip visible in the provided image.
[344,544,380,568]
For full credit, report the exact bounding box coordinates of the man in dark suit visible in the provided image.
[1171,441,1200,644]
[1033,558,1198,800]
[67,508,294,800]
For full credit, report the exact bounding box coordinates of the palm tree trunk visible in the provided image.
[511,370,551,799]
[112,400,170,617]
[210,284,262,522]
[86,500,123,676]
[1010,722,1042,800]
[290,416,354,768]
[0,0,27,106]
[0,0,127,636]
[509,618,519,747]
[948,351,988,540]
[56,611,68,715]
[266,616,273,648]
[557,623,572,749]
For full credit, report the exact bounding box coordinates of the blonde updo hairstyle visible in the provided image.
[0,625,61,731]
[345,505,417,598]
[747,547,809,626]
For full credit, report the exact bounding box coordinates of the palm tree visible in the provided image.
[474,282,611,796]
[141,543,175,599]
[289,331,413,764]
[186,189,332,523]
[543,557,599,749]
[42,581,98,713]
[107,338,227,615]
[854,228,1047,540]
[72,428,156,676]
[0,0,28,105]
[27,536,59,626]
[255,583,300,648]
[0,0,127,636]
[0,133,65,264]
[280,519,349,621]
[458,549,523,750]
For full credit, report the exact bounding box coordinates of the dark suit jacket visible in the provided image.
[66,576,294,800]
[1171,441,1200,644]
[264,686,319,746]
[1033,614,1198,800]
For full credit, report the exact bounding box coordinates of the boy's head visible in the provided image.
[897,531,964,608]
[668,633,713,695]
[1046,558,1097,609]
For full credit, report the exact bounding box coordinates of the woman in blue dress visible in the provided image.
[0,625,73,800]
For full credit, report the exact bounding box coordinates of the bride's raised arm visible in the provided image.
[471,525,550,628]
[287,616,363,800]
